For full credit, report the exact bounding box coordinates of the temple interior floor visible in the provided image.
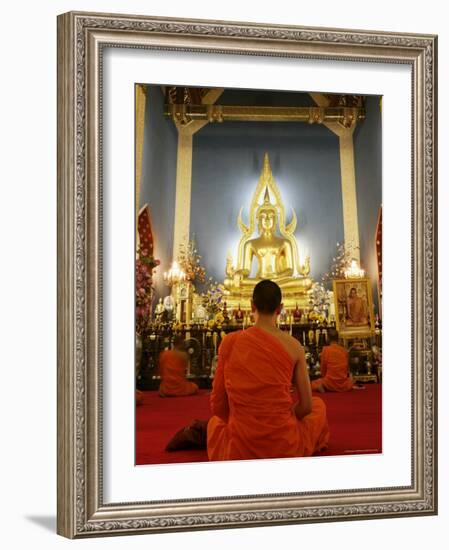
[136,384,382,465]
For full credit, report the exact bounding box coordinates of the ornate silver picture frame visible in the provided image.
[57,11,437,538]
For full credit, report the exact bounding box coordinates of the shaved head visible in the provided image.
[252,280,282,314]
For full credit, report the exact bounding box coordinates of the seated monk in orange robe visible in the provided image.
[159,335,199,397]
[311,330,354,392]
[207,280,329,461]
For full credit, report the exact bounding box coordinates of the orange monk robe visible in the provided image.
[158,350,199,397]
[207,327,329,461]
[347,296,368,325]
[311,342,353,392]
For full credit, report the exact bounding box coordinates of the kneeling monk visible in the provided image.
[159,335,199,397]
[207,280,329,461]
[311,330,354,392]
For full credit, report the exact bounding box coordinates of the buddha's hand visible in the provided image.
[278,268,293,278]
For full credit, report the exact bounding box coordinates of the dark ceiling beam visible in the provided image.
[164,103,365,128]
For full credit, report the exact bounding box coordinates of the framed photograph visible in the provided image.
[333,278,375,336]
[57,11,437,538]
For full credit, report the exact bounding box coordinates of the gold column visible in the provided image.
[173,128,194,257]
[338,130,360,261]
[309,93,360,262]
[135,84,147,237]
[172,89,224,259]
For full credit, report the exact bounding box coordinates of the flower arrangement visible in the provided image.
[309,281,332,321]
[322,242,359,283]
[177,239,206,285]
[201,279,225,318]
[308,310,326,324]
[135,246,160,336]
[203,316,225,338]
[214,312,225,327]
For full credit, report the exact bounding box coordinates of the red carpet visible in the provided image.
[136,385,382,465]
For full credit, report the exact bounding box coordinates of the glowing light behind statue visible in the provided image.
[224,153,313,308]
[234,153,307,277]
[230,153,311,278]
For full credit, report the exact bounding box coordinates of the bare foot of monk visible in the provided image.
[165,419,209,451]
[315,384,325,393]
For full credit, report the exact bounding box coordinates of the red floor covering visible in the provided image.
[136,384,382,465]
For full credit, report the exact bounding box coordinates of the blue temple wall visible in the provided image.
[190,120,343,285]
[354,95,383,314]
[140,86,178,301]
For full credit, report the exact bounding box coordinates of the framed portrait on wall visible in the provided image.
[333,278,375,336]
[57,11,437,538]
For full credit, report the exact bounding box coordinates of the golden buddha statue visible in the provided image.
[223,153,313,310]
[242,193,293,279]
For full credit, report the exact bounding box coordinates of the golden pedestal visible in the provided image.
[223,284,312,312]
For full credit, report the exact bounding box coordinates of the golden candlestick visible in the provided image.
[163,261,186,286]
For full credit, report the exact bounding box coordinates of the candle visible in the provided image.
[186,300,192,328]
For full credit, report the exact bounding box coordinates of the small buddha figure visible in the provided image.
[154,297,165,321]
[279,307,288,325]
[293,302,302,323]
[225,254,235,279]
[163,295,175,322]
[194,304,206,323]
[308,329,315,345]
[234,304,244,324]
[300,255,311,277]
[375,314,381,330]
[222,301,230,324]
